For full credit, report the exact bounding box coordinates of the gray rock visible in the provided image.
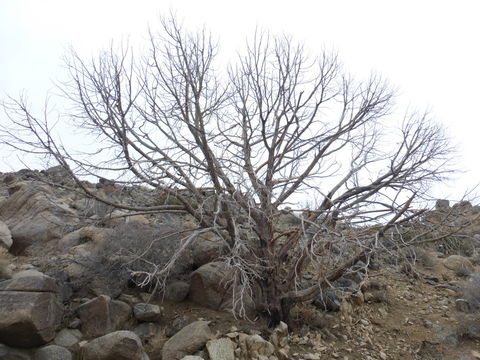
[34,345,72,360]
[0,220,12,250]
[0,260,14,280]
[189,262,231,311]
[0,274,59,292]
[77,296,111,338]
[133,322,158,341]
[191,234,228,267]
[243,335,275,357]
[180,357,205,360]
[109,299,132,329]
[54,329,83,348]
[165,316,190,337]
[68,318,81,329]
[164,281,190,303]
[443,255,474,275]
[162,321,213,360]
[0,344,32,360]
[0,183,78,254]
[133,303,161,322]
[77,295,131,338]
[423,320,436,328]
[189,262,255,315]
[0,343,32,359]
[435,199,450,211]
[432,327,459,346]
[206,338,235,360]
[12,269,45,279]
[0,275,63,347]
[0,343,7,357]
[455,298,471,313]
[81,330,149,360]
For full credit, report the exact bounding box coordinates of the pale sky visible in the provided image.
[0,0,479,201]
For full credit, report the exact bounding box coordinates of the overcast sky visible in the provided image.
[0,0,479,201]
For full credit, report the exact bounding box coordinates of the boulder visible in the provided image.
[206,338,235,360]
[180,357,205,360]
[0,275,63,347]
[0,183,78,254]
[133,303,161,322]
[435,199,450,211]
[443,255,474,275]
[12,269,45,279]
[34,345,72,360]
[189,262,254,314]
[133,322,158,341]
[189,262,229,308]
[164,280,190,303]
[162,321,213,360]
[57,226,113,250]
[0,220,12,250]
[165,316,190,337]
[77,295,131,338]
[191,234,228,267]
[54,329,83,348]
[80,330,149,360]
[40,165,72,185]
[0,259,14,280]
[0,343,32,359]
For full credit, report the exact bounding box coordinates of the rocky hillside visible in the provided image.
[1,167,480,360]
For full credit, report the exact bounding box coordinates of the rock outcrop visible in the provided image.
[0,220,12,250]
[0,182,78,254]
[0,275,64,347]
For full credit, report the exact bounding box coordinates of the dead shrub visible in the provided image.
[412,247,438,268]
[458,273,480,312]
[457,313,480,339]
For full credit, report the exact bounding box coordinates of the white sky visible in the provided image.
[0,0,479,201]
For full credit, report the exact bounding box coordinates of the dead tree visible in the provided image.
[1,16,455,324]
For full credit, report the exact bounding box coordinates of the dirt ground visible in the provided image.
[140,251,480,360]
[3,241,480,359]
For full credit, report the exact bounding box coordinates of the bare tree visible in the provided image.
[1,16,455,324]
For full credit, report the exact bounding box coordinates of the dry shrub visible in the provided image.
[412,247,438,268]
[457,313,480,339]
[470,254,480,266]
[437,235,477,257]
[459,273,480,311]
[289,303,335,330]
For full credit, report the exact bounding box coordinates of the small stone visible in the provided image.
[423,320,435,328]
[68,318,81,329]
[455,298,470,313]
[206,338,235,360]
[303,354,321,360]
[351,292,364,305]
[133,303,161,322]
